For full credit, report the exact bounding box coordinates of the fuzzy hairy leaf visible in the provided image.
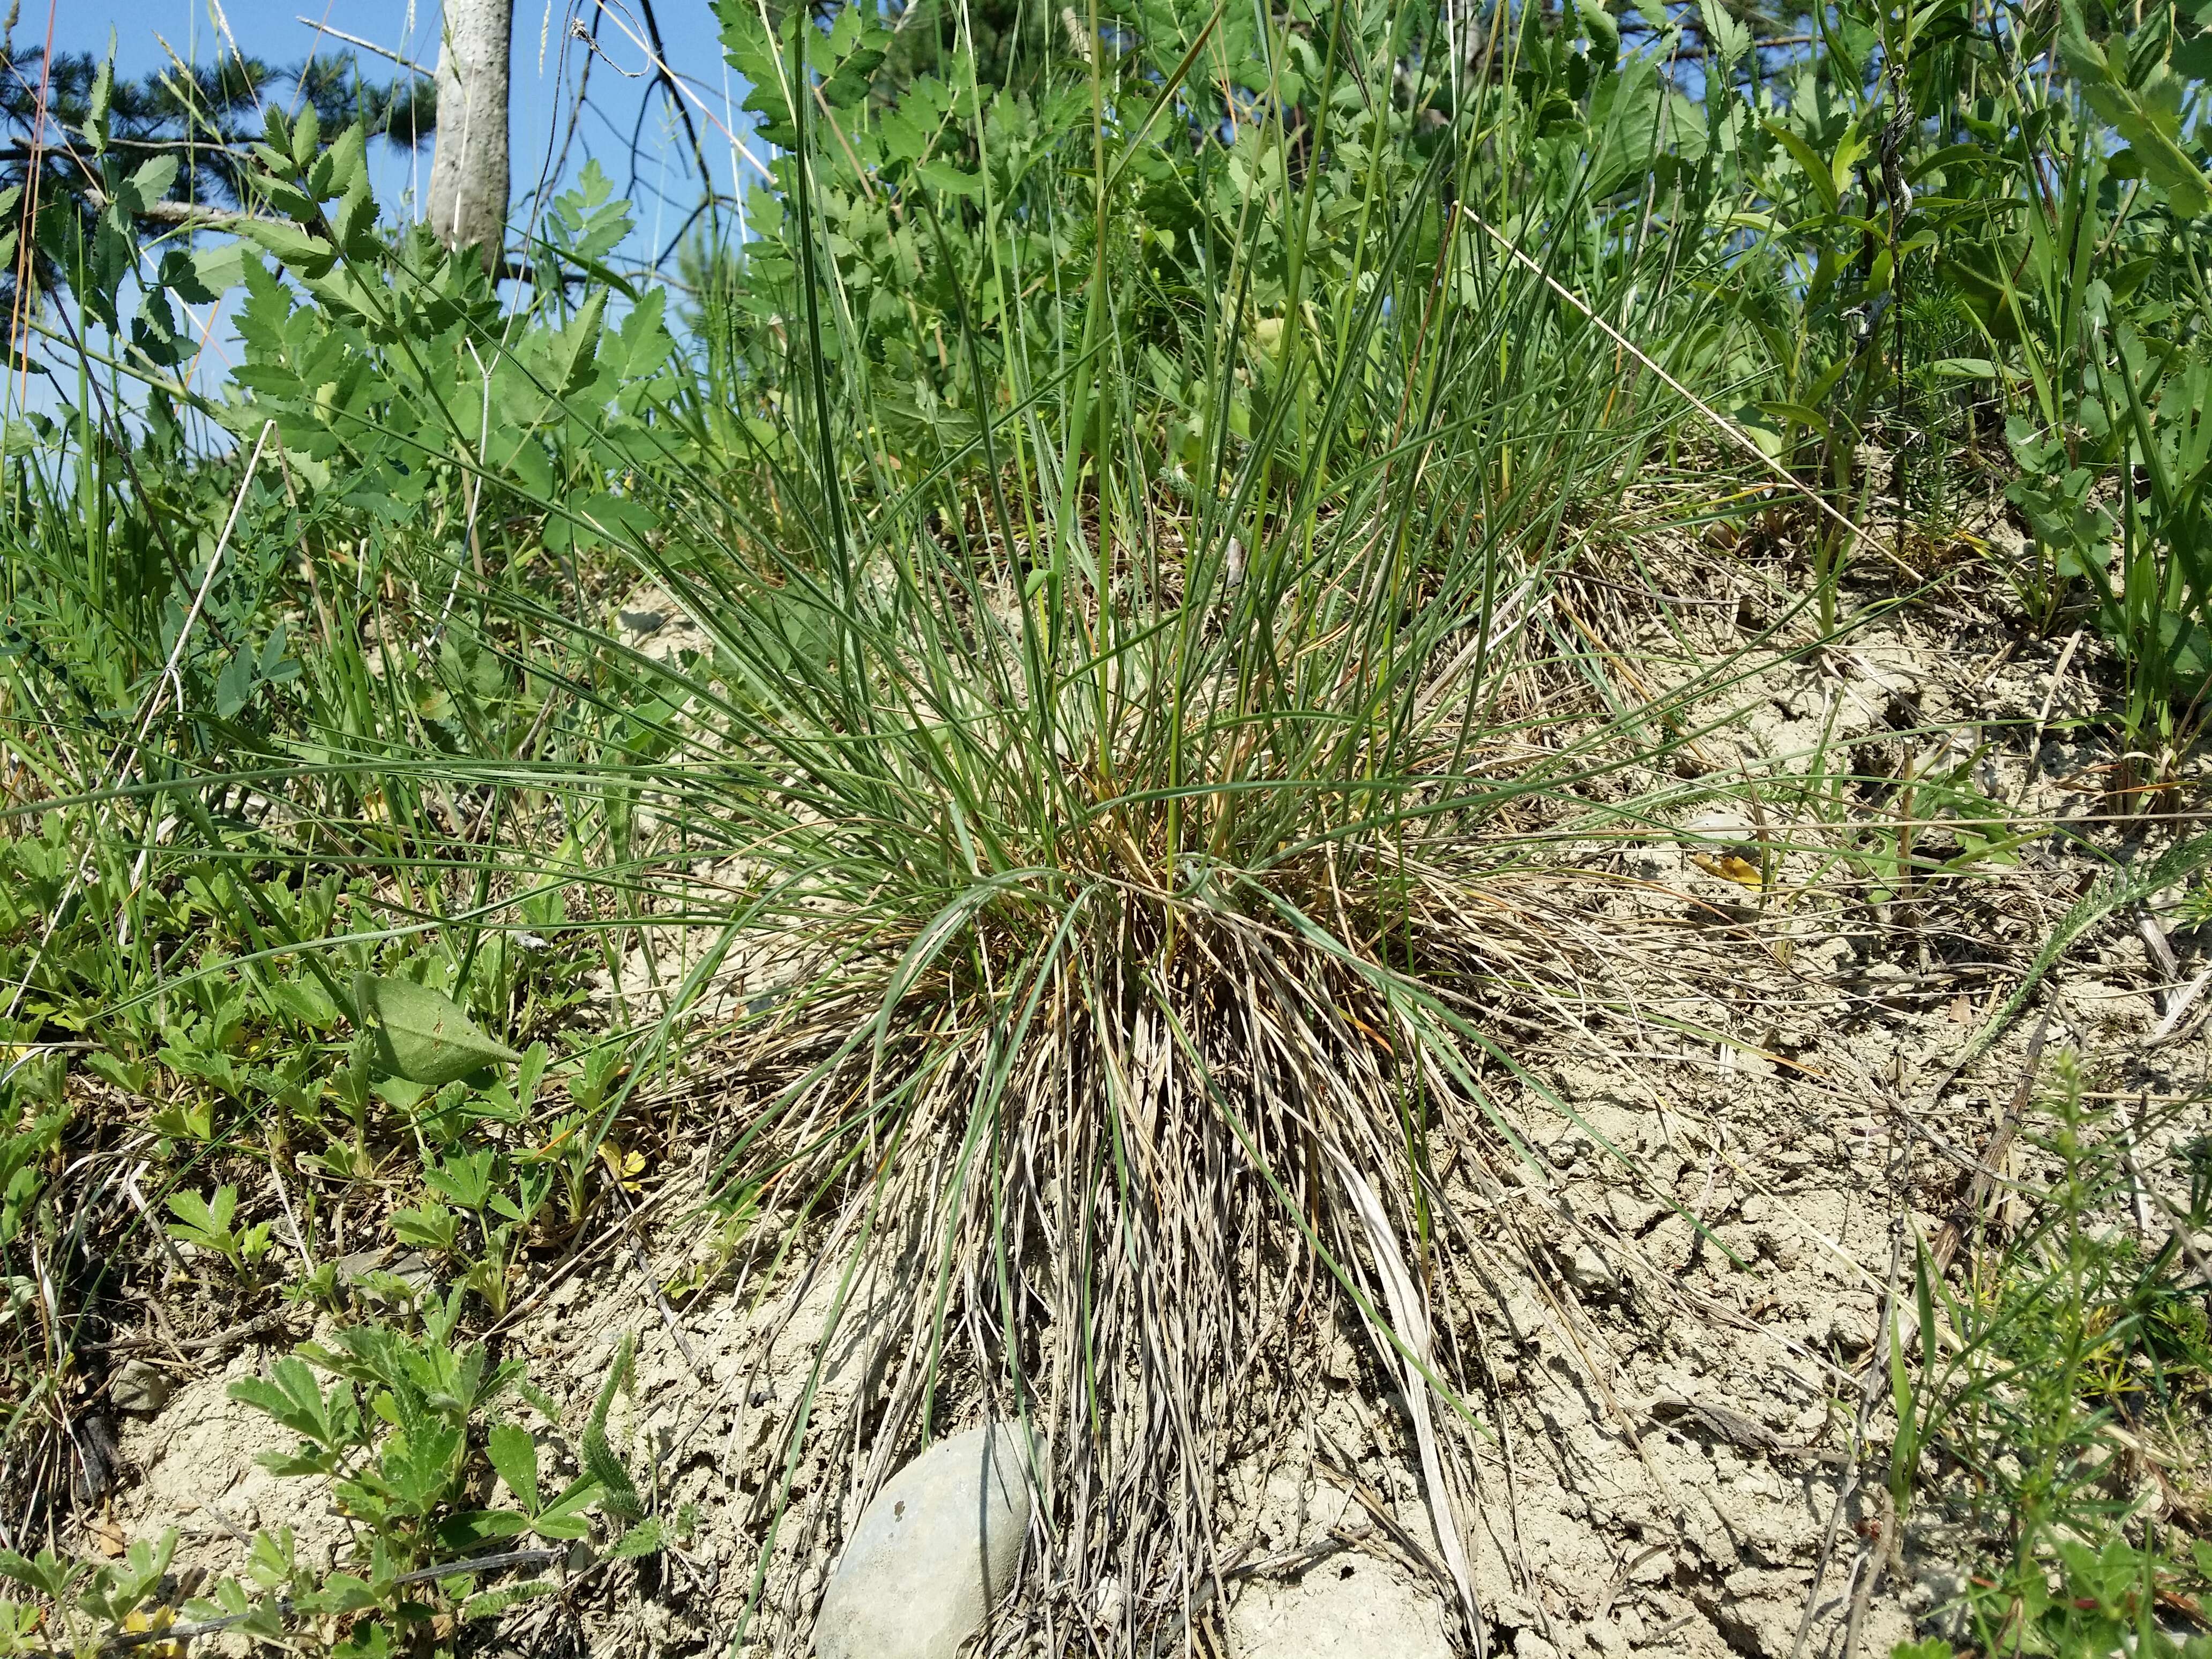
[462,1579,555,1621]
[607,1518,663,1559]
[582,1332,643,1522]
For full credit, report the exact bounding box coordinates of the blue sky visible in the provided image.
[53,0,759,260]
[20,2,762,416]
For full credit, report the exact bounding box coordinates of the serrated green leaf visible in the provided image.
[86,59,113,154]
[1696,0,1750,69]
[126,155,180,215]
[265,976,339,1029]
[550,289,608,398]
[290,102,321,171]
[191,241,246,295]
[2061,2,2210,213]
[331,1616,390,1659]
[166,1184,239,1251]
[240,218,337,278]
[325,124,369,198]
[916,159,987,198]
[487,1422,540,1512]
[1571,0,1620,63]
[294,1572,378,1617]
[425,1150,500,1210]
[391,1203,460,1253]
[230,1356,336,1446]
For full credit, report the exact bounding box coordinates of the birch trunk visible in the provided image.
[425,0,513,267]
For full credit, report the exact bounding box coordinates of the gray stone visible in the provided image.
[109,1359,169,1415]
[813,1422,1034,1659]
[1605,1190,1661,1235]
[1563,1242,1615,1294]
[1227,1555,1454,1659]
[332,1247,432,1289]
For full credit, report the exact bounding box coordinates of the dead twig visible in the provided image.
[88,1306,301,1357]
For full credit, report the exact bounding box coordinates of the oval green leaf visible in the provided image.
[353,975,522,1086]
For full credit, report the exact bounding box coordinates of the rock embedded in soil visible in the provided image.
[1226,1555,1454,1658]
[1562,1241,1614,1294]
[109,1359,169,1415]
[812,1421,1033,1659]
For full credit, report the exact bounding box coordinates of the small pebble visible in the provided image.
[110,1359,169,1416]
[1563,1243,1615,1294]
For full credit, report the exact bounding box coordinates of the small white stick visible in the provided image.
[1415,575,1536,720]
[2117,1095,2154,1237]
[589,2,773,180]
[294,16,432,74]
[269,1144,316,1274]
[2015,626,2082,809]
[2139,911,2179,981]
[1333,1153,1484,1652]
[2148,963,2212,1045]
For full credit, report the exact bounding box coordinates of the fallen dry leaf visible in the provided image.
[1691,852,1763,888]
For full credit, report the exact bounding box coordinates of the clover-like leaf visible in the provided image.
[391,1204,460,1254]
[165,1185,240,1254]
[230,1356,340,1448]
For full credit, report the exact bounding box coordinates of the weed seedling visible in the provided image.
[165,1184,275,1279]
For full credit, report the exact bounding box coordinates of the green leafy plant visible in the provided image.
[0,1307,626,1656]
[580,1334,664,1560]
[485,1423,601,1541]
[0,1533,179,1656]
[1896,1061,2212,1653]
[165,1184,276,1276]
[13,0,2212,1642]
[222,1305,633,1651]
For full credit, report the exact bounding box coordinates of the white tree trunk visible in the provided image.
[425,0,513,267]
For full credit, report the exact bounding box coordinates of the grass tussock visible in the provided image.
[0,0,2210,1651]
